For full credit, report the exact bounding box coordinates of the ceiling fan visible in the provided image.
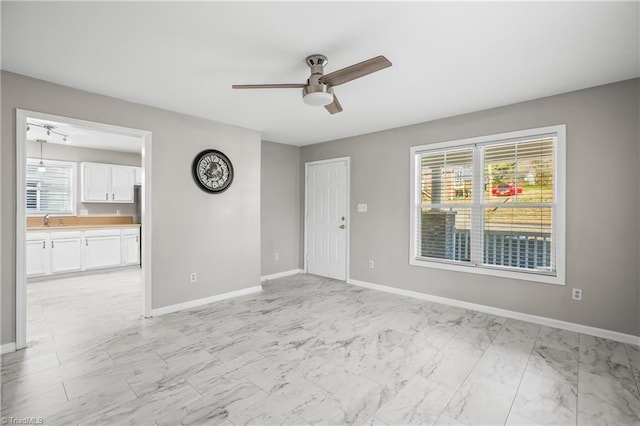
[232,54,392,114]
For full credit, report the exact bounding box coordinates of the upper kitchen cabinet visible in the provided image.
[111,166,134,201]
[81,162,134,203]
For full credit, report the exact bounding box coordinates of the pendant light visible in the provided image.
[37,139,46,173]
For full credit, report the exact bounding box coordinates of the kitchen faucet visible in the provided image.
[44,214,50,227]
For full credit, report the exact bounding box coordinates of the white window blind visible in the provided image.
[416,147,474,263]
[481,138,555,272]
[26,158,76,215]
[410,125,565,285]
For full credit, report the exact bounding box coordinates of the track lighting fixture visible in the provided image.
[26,122,69,143]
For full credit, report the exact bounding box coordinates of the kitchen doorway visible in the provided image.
[15,110,152,350]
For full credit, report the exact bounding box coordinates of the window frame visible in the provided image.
[409,124,566,285]
[26,158,78,217]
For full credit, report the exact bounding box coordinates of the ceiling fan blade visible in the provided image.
[232,83,306,89]
[320,55,392,87]
[324,94,343,114]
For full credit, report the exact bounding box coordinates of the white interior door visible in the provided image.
[306,159,348,281]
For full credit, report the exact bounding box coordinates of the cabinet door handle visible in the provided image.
[42,241,46,249]
[51,241,55,249]
[112,193,114,200]
[136,235,139,242]
[85,239,88,246]
[106,193,109,200]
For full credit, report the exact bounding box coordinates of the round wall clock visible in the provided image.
[192,149,234,193]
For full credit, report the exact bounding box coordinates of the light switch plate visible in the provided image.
[357,204,368,212]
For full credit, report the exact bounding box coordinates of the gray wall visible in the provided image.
[25,140,141,217]
[261,141,302,276]
[2,71,262,345]
[301,78,640,336]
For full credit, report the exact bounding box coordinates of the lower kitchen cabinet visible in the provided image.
[50,231,83,273]
[26,226,140,278]
[122,229,140,266]
[26,233,50,277]
[84,229,123,270]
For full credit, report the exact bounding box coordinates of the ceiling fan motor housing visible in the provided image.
[303,54,334,106]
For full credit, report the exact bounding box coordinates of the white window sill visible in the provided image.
[409,257,565,286]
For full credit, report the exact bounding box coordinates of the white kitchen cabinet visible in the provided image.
[111,166,134,202]
[84,229,122,270]
[27,226,140,278]
[26,233,50,276]
[82,163,111,202]
[134,167,143,185]
[50,231,83,274]
[81,162,134,203]
[122,228,140,266]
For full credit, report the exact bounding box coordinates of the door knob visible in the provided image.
[339,224,345,229]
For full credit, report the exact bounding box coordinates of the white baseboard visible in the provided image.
[261,269,304,282]
[151,286,263,316]
[347,278,640,346]
[1,342,17,354]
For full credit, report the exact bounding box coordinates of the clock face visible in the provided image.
[192,150,234,193]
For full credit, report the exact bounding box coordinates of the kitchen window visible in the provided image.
[26,158,77,216]
[409,125,565,285]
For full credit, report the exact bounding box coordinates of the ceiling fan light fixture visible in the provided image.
[303,91,334,106]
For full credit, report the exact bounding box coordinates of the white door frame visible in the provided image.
[15,109,153,350]
[304,156,350,281]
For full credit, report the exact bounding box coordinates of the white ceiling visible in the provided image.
[26,117,143,154]
[2,2,638,146]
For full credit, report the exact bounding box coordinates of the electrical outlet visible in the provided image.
[368,260,374,269]
[116,209,121,215]
[274,253,280,261]
[80,209,89,216]
[572,288,582,301]
[190,272,197,283]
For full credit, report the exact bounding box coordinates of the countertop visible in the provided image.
[28,224,141,231]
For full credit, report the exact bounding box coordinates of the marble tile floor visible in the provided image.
[2,272,640,425]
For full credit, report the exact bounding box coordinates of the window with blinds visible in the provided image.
[410,125,565,285]
[26,158,76,215]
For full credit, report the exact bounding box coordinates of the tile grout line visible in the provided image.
[434,319,505,424]
[622,343,640,397]
[61,381,70,402]
[576,333,583,426]
[502,324,541,425]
